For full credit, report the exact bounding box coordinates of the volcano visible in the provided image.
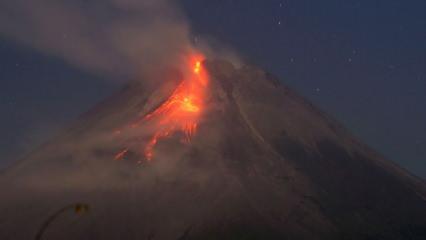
[1,59,426,240]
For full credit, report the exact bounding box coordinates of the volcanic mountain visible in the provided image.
[1,59,426,240]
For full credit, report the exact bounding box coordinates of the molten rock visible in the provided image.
[1,60,426,240]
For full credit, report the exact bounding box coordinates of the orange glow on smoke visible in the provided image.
[113,54,208,162]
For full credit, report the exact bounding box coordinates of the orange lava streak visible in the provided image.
[114,149,129,161]
[143,56,208,160]
[112,55,207,162]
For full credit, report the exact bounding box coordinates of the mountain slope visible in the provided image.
[1,60,425,240]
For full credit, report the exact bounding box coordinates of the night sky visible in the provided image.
[1,0,425,178]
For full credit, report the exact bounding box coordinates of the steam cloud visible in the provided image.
[0,0,194,81]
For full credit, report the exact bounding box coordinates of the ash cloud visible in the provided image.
[0,0,194,82]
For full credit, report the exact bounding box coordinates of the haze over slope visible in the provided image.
[1,60,426,240]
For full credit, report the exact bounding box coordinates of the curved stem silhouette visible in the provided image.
[35,203,89,240]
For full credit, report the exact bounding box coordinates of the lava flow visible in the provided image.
[114,54,208,162]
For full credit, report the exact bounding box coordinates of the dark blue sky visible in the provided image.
[1,0,426,178]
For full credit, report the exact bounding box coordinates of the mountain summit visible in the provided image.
[1,60,426,240]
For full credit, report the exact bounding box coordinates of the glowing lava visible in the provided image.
[114,149,129,161]
[114,55,208,162]
[143,57,207,160]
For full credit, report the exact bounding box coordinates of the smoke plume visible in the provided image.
[0,0,194,81]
